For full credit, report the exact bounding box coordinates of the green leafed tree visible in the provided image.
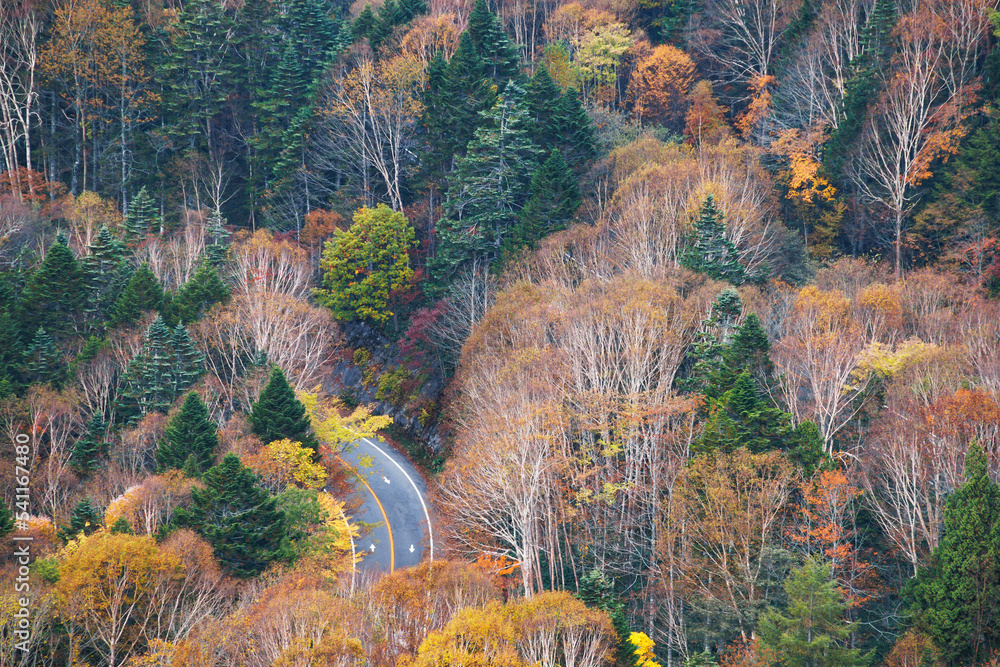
[466,0,522,85]
[249,366,318,453]
[174,453,290,577]
[157,392,219,475]
[314,204,416,324]
[681,195,746,285]
[758,557,864,667]
[905,442,1000,665]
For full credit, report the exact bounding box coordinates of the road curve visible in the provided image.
[337,435,433,573]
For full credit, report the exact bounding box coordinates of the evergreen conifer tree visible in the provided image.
[759,558,863,666]
[466,0,522,84]
[551,88,597,172]
[60,498,103,541]
[157,392,219,474]
[166,262,229,325]
[205,210,230,267]
[110,264,165,328]
[18,236,87,342]
[526,65,562,146]
[0,501,13,538]
[22,328,65,387]
[174,453,290,577]
[118,315,204,421]
[681,195,746,284]
[906,442,1000,664]
[124,186,158,246]
[72,414,107,475]
[249,366,318,453]
[82,226,128,325]
[109,516,134,534]
[0,279,22,393]
[505,149,581,257]
[430,82,541,287]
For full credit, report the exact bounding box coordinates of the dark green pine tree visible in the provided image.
[0,278,23,394]
[174,453,290,577]
[18,236,87,342]
[22,328,65,387]
[681,195,747,285]
[525,65,563,151]
[124,186,158,246]
[81,226,128,326]
[109,516,134,534]
[110,263,165,328]
[696,371,792,455]
[204,210,230,267]
[165,261,230,325]
[466,0,522,85]
[906,442,1000,665]
[59,498,103,541]
[72,414,107,475]
[249,366,318,453]
[759,558,863,666]
[352,4,377,41]
[156,0,235,155]
[677,288,743,394]
[420,34,496,181]
[118,315,203,421]
[170,325,206,396]
[157,392,219,475]
[0,501,13,538]
[430,81,541,287]
[504,148,581,258]
[550,88,597,173]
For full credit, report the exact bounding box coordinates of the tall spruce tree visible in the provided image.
[72,414,107,475]
[430,81,541,287]
[174,453,290,577]
[504,148,581,257]
[117,316,204,421]
[466,0,521,84]
[18,236,87,342]
[681,195,746,284]
[22,328,65,387]
[110,264,165,328]
[165,262,229,325]
[759,558,863,666]
[906,442,1000,665]
[551,88,597,173]
[157,392,219,475]
[249,366,318,453]
[81,226,128,326]
[124,186,158,246]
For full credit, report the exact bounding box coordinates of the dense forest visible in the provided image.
[2,0,1000,664]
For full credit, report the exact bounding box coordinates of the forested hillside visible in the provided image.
[2,0,1000,664]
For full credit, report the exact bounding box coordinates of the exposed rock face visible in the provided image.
[325,320,447,454]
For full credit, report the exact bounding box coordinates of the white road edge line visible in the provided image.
[359,436,435,562]
[327,487,356,596]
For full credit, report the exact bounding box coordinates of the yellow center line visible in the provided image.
[336,454,395,572]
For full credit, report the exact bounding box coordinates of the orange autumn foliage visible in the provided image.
[627,44,695,128]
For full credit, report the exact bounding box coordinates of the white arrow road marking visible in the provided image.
[359,437,435,561]
[369,543,376,552]
[409,544,415,553]
[382,476,391,484]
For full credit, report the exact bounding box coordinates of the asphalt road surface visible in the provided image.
[337,436,433,573]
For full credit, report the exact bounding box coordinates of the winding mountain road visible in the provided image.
[337,435,433,573]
